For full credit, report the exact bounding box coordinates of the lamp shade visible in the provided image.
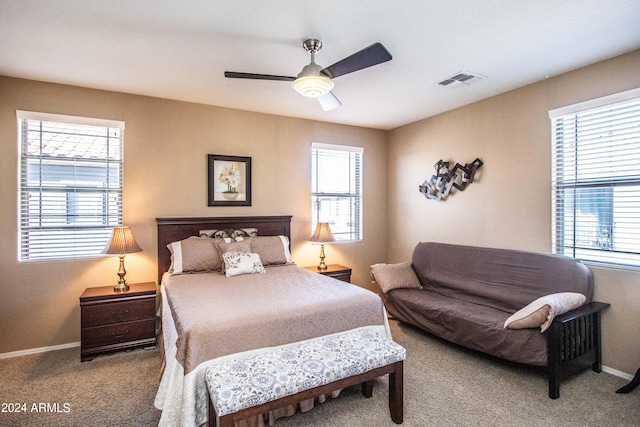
[102,226,142,255]
[309,222,336,243]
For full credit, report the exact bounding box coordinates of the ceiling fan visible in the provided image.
[224,39,392,111]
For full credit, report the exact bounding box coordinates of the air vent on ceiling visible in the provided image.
[437,71,486,88]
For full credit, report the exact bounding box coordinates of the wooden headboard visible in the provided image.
[156,215,292,285]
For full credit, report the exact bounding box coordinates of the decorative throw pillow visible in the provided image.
[215,239,251,255]
[167,236,222,274]
[504,305,551,330]
[370,262,422,293]
[504,292,587,332]
[215,239,252,274]
[247,236,292,266]
[222,252,266,277]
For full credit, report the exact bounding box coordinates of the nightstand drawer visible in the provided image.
[81,298,155,328]
[304,264,352,283]
[326,272,351,282]
[81,319,155,348]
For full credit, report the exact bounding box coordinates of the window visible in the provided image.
[18,111,124,261]
[311,143,362,241]
[550,88,640,268]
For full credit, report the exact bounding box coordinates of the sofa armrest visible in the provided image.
[546,301,610,399]
[552,301,610,323]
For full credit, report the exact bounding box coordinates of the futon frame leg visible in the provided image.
[549,375,560,400]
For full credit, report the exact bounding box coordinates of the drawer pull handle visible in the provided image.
[111,310,129,317]
[112,330,129,339]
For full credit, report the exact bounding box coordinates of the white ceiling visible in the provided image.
[1,1,640,130]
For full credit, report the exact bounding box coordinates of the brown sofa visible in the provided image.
[376,242,609,399]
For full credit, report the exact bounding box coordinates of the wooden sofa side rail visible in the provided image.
[546,301,610,399]
[208,361,404,427]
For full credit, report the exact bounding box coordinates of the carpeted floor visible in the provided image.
[1,319,638,426]
[0,344,161,426]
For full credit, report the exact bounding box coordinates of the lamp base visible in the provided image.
[317,243,328,271]
[113,255,130,292]
[113,281,130,292]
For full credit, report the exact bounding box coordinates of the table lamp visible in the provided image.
[102,226,142,292]
[309,222,336,271]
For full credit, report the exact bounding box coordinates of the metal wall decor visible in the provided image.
[419,158,483,201]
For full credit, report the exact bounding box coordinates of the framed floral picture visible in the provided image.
[207,154,252,206]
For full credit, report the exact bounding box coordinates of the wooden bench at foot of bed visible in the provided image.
[205,329,406,426]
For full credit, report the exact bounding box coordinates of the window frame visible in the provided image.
[549,87,640,270]
[17,110,125,262]
[311,142,363,243]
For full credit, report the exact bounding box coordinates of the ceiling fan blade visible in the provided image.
[317,91,341,111]
[321,42,392,79]
[224,71,295,81]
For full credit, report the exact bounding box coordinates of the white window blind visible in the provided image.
[18,111,124,261]
[550,88,640,269]
[311,143,363,241]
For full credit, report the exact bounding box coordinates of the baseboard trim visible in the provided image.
[603,365,634,381]
[0,342,80,359]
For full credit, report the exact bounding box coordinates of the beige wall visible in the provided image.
[2,49,639,376]
[387,49,640,375]
[0,77,388,354]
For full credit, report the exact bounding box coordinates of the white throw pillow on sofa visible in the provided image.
[504,292,586,333]
[371,262,422,293]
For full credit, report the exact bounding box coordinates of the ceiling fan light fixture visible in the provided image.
[292,75,334,97]
[225,39,392,109]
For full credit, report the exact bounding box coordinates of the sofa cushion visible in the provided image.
[371,262,422,293]
[385,287,548,366]
[504,292,587,332]
[411,242,594,313]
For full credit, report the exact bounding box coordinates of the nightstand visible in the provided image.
[304,264,352,283]
[80,282,156,362]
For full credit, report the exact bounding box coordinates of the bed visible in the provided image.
[153,216,391,427]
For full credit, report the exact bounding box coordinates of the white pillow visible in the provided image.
[504,292,586,333]
[370,262,422,293]
[222,252,266,277]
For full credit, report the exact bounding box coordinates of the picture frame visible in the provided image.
[208,154,252,206]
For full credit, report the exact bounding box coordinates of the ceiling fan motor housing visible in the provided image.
[303,39,322,54]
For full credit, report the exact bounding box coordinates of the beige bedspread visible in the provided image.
[163,264,387,375]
